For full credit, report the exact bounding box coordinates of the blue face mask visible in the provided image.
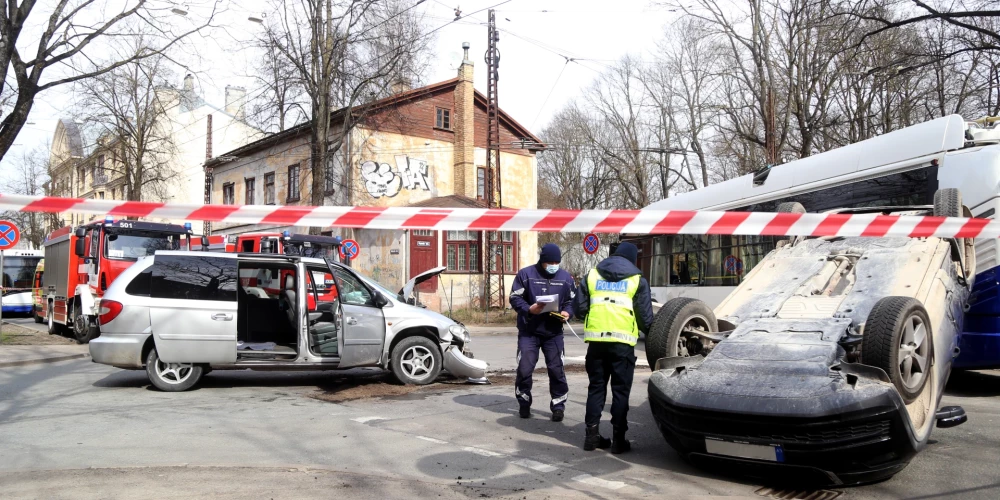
[545,264,560,274]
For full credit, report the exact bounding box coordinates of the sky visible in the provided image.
[0,0,680,184]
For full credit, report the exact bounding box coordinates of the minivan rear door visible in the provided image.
[149,253,239,363]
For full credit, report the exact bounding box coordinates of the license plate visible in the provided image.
[705,438,784,463]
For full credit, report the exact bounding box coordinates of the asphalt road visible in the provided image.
[1,340,999,499]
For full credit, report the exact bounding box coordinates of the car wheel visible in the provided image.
[145,348,203,392]
[776,201,806,214]
[34,308,44,324]
[862,296,933,404]
[73,307,100,344]
[933,188,962,218]
[646,297,717,370]
[391,336,442,385]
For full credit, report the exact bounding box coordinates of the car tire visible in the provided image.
[776,201,806,214]
[646,297,717,370]
[391,336,442,385]
[933,188,976,280]
[34,308,44,324]
[862,296,933,404]
[145,347,203,392]
[933,188,962,218]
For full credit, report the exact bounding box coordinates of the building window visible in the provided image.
[78,167,85,188]
[488,231,518,274]
[477,167,486,200]
[245,177,255,205]
[287,164,300,202]
[264,172,275,204]
[98,191,104,200]
[96,155,106,184]
[223,182,235,205]
[435,107,451,130]
[444,230,481,272]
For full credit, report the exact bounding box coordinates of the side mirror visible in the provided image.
[75,227,86,238]
[74,238,86,257]
[373,291,389,308]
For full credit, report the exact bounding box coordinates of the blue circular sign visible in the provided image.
[339,239,360,260]
[583,233,600,254]
[0,220,20,250]
[724,255,743,274]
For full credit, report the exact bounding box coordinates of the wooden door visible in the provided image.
[409,230,438,292]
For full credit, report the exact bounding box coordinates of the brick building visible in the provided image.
[206,44,543,311]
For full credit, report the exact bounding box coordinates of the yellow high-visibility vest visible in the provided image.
[583,268,640,346]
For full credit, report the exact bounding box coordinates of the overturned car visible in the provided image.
[646,189,973,486]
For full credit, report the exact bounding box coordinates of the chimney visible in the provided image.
[453,42,476,198]
[183,74,194,91]
[390,77,412,95]
[225,85,246,121]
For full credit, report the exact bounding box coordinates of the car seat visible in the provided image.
[282,274,297,328]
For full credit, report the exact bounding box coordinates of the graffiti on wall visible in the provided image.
[360,155,431,198]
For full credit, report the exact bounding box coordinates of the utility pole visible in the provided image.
[483,9,504,311]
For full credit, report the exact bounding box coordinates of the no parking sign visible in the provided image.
[724,255,743,274]
[0,220,20,250]
[583,233,600,255]
[339,239,360,260]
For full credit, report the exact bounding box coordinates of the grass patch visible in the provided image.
[0,321,76,345]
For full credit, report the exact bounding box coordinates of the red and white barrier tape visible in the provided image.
[1,193,996,238]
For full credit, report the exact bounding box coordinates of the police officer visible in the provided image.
[509,243,576,422]
[575,242,654,453]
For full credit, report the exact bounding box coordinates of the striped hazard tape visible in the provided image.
[0,193,996,238]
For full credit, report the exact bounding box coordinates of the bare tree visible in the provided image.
[1,144,51,248]
[258,0,430,233]
[0,0,217,161]
[74,38,179,202]
[245,39,308,133]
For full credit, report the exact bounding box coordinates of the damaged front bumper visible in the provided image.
[443,344,489,383]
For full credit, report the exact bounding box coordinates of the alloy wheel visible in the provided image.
[400,345,434,381]
[898,314,930,392]
[155,359,195,385]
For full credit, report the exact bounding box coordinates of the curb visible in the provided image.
[0,353,90,369]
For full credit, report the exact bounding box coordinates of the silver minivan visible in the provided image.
[90,251,488,391]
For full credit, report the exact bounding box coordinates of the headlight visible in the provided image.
[449,324,471,345]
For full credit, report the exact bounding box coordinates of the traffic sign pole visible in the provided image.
[0,219,20,336]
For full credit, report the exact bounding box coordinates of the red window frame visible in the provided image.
[443,230,481,273]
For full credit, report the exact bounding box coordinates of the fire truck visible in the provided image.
[42,217,196,343]
[226,231,345,260]
[228,232,345,308]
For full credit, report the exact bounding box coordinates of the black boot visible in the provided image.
[611,429,631,454]
[519,406,531,419]
[551,409,564,422]
[583,425,611,451]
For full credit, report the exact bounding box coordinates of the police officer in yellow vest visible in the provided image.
[575,242,654,453]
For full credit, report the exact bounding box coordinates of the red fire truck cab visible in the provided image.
[42,217,194,343]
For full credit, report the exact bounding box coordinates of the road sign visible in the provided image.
[583,233,600,254]
[339,239,360,260]
[724,255,743,274]
[0,220,20,250]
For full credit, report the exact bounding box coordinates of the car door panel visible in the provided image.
[327,265,385,367]
[149,254,239,363]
